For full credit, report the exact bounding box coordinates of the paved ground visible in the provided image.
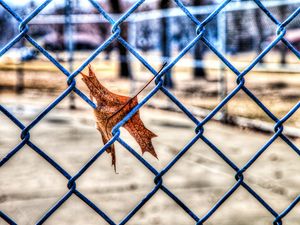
[0,91,299,225]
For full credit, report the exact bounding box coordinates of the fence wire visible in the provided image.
[0,0,299,225]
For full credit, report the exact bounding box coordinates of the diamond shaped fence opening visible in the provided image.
[0,0,299,225]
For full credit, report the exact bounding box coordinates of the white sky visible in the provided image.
[4,0,98,8]
[6,0,63,6]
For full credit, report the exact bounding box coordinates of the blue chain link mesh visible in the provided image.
[0,0,299,224]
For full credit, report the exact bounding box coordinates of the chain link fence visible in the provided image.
[0,0,299,224]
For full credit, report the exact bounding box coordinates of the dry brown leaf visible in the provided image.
[81,65,157,171]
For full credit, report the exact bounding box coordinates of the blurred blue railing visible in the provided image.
[0,0,299,225]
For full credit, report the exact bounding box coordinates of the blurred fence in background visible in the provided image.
[1,1,300,64]
[0,0,300,224]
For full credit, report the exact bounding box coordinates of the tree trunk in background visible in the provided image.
[231,5,244,53]
[109,0,132,78]
[159,0,174,88]
[254,8,265,63]
[278,3,287,65]
[193,0,206,79]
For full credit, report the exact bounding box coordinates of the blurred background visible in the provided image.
[0,0,300,225]
[1,0,300,126]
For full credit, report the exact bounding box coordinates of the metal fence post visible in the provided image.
[217,6,228,123]
[160,4,173,88]
[65,0,76,110]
